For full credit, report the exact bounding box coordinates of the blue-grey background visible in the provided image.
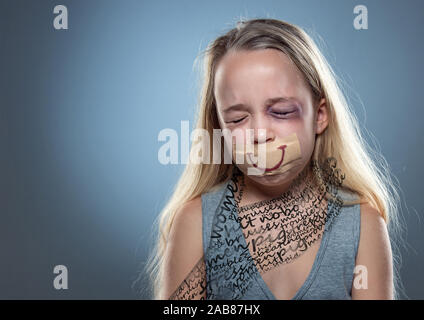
[0,0,422,299]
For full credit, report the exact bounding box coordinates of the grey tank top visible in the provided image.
[201,178,361,300]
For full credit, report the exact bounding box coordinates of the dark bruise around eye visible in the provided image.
[272,111,293,117]
[269,106,299,118]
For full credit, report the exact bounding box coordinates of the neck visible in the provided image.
[235,162,312,206]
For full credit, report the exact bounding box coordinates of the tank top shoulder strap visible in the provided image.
[301,188,362,299]
[201,180,229,254]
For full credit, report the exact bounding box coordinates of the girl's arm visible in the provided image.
[351,203,394,299]
[160,197,207,300]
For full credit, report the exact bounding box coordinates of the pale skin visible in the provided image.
[160,48,393,300]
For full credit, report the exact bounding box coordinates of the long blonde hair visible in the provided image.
[142,18,404,299]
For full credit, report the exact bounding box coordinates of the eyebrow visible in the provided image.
[222,96,299,113]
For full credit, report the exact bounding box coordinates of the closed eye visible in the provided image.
[271,110,295,117]
[229,117,247,124]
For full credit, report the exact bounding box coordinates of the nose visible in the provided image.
[251,116,275,144]
[254,129,274,144]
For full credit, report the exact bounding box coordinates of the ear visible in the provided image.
[315,98,329,135]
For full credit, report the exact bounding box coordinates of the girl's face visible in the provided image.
[214,48,328,189]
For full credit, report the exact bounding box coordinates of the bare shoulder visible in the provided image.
[170,196,203,239]
[359,202,390,242]
[352,202,393,299]
[161,196,204,299]
[357,202,392,267]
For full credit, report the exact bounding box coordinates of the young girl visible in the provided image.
[146,18,402,300]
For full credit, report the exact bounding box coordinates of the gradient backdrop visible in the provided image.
[1,0,423,299]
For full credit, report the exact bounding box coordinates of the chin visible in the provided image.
[246,161,306,186]
[248,168,293,185]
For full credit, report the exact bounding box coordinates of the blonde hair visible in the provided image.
[141,18,404,299]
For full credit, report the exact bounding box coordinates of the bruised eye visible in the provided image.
[271,109,297,118]
[273,111,293,116]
